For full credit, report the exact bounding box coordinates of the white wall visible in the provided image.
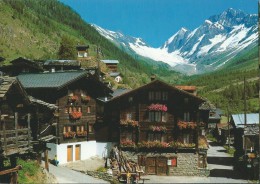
[47,141,116,164]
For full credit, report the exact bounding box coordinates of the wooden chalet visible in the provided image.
[0,76,32,182]
[101,60,119,73]
[104,79,210,176]
[17,71,112,164]
[76,45,89,58]
[43,60,81,72]
[0,57,43,76]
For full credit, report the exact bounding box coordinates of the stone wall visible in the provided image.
[169,153,209,176]
[121,151,210,177]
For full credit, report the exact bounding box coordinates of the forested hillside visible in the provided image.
[184,46,258,114]
[0,0,182,88]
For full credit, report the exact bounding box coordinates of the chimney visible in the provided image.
[151,74,156,81]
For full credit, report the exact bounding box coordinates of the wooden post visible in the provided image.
[15,112,18,149]
[44,149,49,172]
[10,172,18,184]
[3,118,6,154]
[27,113,31,146]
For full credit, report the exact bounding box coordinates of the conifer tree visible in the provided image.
[58,36,76,59]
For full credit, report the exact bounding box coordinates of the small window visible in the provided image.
[162,112,167,122]
[155,112,161,122]
[162,92,168,101]
[184,98,189,104]
[148,91,154,101]
[78,107,82,112]
[183,134,190,144]
[184,112,190,121]
[126,113,132,120]
[68,107,72,113]
[128,97,133,102]
[87,106,91,113]
[155,91,161,100]
[88,124,93,133]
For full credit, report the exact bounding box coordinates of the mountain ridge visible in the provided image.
[94,8,257,74]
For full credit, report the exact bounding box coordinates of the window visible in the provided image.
[147,132,166,142]
[162,112,167,122]
[184,112,190,121]
[183,134,190,144]
[162,92,168,101]
[155,91,161,100]
[184,98,189,104]
[149,112,162,122]
[88,124,93,133]
[87,106,91,113]
[76,125,85,132]
[63,126,72,133]
[148,91,155,101]
[128,97,133,103]
[126,113,132,120]
[121,131,134,141]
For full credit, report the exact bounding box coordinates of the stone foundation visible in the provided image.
[121,151,210,177]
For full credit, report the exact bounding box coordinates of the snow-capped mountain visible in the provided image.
[93,8,257,74]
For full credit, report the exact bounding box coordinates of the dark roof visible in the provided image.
[112,88,131,98]
[18,71,88,89]
[175,86,196,91]
[109,79,205,103]
[76,45,89,51]
[44,60,80,66]
[11,57,43,71]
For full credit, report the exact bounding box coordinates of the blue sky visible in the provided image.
[60,0,258,47]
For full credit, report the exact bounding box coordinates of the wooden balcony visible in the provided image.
[0,128,32,156]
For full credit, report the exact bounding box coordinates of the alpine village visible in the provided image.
[0,0,259,183]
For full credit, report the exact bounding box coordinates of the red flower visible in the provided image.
[69,111,82,120]
[69,96,79,103]
[148,104,167,112]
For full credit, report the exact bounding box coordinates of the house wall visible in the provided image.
[47,141,116,164]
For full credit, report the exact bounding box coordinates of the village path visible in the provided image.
[47,163,109,183]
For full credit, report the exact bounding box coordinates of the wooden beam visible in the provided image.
[0,165,22,175]
[27,113,31,146]
[44,150,49,172]
[15,112,18,150]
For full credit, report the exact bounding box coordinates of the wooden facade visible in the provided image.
[18,71,112,145]
[105,80,210,175]
[0,57,43,76]
[0,77,32,158]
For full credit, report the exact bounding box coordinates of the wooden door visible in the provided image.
[156,157,167,175]
[67,145,73,162]
[75,144,81,161]
[146,157,156,174]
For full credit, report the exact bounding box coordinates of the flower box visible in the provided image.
[120,140,136,148]
[149,125,167,133]
[76,130,87,137]
[69,111,82,120]
[81,95,90,103]
[169,141,195,149]
[68,96,79,103]
[177,121,197,130]
[120,120,139,127]
[63,131,76,138]
[137,141,170,149]
[148,104,167,112]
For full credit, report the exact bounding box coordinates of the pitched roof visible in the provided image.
[0,76,17,98]
[109,72,121,77]
[44,60,80,66]
[29,96,57,110]
[101,60,119,64]
[109,79,205,103]
[244,124,259,136]
[231,113,259,128]
[17,71,88,89]
[76,45,89,51]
